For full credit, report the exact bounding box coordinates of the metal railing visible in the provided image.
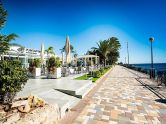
[122,64,166,86]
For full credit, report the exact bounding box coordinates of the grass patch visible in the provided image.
[75,66,111,82]
[75,74,90,80]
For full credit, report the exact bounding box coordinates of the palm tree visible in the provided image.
[107,37,121,64]
[60,44,75,53]
[0,34,17,54]
[92,40,110,66]
[16,46,25,59]
[90,37,121,66]
[0,4,18,60]
[45,46,55,58]
[0,3,7,29]
[108,37,121,52]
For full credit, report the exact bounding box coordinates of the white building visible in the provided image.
[3,44,49,68]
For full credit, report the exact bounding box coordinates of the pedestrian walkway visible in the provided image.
[73,65,166,124]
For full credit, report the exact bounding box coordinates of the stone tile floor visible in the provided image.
[73,65,166,124]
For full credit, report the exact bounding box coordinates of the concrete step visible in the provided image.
[75,80,93,94]
[36,89,80,118]
[55,80,93,96]
[15,87,52,99]
[14,77,93,118]
[75,83,96,98]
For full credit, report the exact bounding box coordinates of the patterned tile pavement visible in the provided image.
[73,65,166,124]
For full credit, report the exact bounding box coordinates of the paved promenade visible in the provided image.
[73,65,166,124]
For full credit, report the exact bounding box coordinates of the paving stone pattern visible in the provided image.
[73,65,166,124]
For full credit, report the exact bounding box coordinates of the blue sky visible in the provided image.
[2,0,166,64]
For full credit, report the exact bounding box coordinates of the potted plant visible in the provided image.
[29,58,41,77]
[47,57,61,78]
[0,60,28,108]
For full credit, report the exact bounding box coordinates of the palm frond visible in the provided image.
[0,3,7,29]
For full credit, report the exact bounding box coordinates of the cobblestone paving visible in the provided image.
[126,68,166,98]
[73,66,166,124]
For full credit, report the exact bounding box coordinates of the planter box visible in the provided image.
[29,68,41,77]
[62,67,69,77]
[69,68,74,74]
[34,68,41,77]
[48,67,61,79]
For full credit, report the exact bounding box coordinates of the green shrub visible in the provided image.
[55,57,61,68]
[34,58,41,68]
[0,60,28,104]
[99,68,104,75]
[29,58,41,72]
[93,70,101,78]
[104,65,111,69]
[48,57,61,73]
[29,58,41,68]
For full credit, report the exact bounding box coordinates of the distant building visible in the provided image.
[3,44,55,68]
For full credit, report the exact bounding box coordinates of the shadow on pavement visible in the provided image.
[155,99,166,104]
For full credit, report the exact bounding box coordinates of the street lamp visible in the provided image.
[127,42,129,66]
[149,37,155,79]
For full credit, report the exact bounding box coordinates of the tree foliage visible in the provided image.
[90,37,121,65]
[0,3,7,29]
[29,58,41,73]
[0,3,18,57]
[48,57,61,68]
[0,60,28,103]
[60,44,75,53]
[0,3,27,104]
[45,46,55,56]
[29,58,41,68]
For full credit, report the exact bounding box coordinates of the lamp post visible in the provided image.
[149,37,155,79]
[125,57,126,65]
[127,42,129,66]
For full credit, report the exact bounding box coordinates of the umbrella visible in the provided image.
[40,43,44,65]
[65,36,71,64]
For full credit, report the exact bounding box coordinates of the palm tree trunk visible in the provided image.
[17,54,19,60]
[105,59,106,67]
[1,54,4,61]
